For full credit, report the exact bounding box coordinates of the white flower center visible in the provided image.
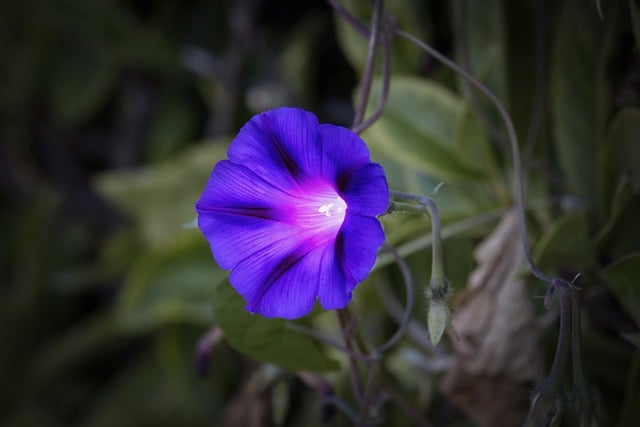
[289,187,347,246]
[318,200,347,218]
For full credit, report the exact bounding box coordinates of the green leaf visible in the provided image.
[549,0,613,209]
[598,108,640,216]
[454,0,509,112]
[96,141,228,248]
[362,77,499,183]
[617,351,640,427]
[211,280,339,372]
[604,194,640,259]
[116,233,226,332]
[532,212,596,271]
[595,176,635,247]
[603,254,640,327]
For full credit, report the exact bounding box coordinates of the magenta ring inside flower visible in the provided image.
[195,107,389,319]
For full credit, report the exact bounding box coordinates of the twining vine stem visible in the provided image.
[394,29,555,286]
[328,0,596,421]
[353,14,393,135]
[352,0,383,129]
[329,0,555,286]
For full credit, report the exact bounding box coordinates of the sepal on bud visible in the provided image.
[426,276,451,345]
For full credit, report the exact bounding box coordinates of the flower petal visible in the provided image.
[317,123,372,184]
[227,108,321,185]
[196,161,299,270]
[336,214,385,285]
[341,163,389,216]
[198,211,297,271]
[316,244,352,310]
[230,243,325,319]
[196,160,289,212]
[196,107,390,320]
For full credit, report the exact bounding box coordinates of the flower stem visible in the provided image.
[353,15,393,135]
[352,0,383,129]
[375,244,414,354]
[545,281,572,387]
[285,322,375,362]
[394,29,553,287]
[570,286,599,425]
[570,288,585,391]
[327,0,369,38]
[356,362,380,427]
[389,191,444,284]
[525,279,572,425]
[322,395,361,424]
[338,308,365,402]
[389,190,449,344]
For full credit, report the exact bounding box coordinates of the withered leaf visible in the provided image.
[442,211,543,427]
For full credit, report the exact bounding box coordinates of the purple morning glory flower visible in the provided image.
[195,107,389,319]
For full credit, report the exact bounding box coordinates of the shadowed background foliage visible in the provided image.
[2,0,640,426]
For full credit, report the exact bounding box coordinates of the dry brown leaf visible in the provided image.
[442,211,543,427]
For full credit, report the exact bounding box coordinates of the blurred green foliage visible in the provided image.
[2,0,640,426]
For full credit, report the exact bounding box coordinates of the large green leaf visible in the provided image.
[454,0,509,117]
[211,280,340,372]
[598,108,640,215]
[116,233,226,331]
[604,254,640,327]
[96,142,227,248]
[549,0,614,209]
[362,77,499,183]
[532,212,596,271]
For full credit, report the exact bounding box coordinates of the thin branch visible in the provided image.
[570,287,586,390]
[544,282,572,386]
[285,323,376,362]
[327,0,369,37]
[352,0,384,129]
[374,244,415,354]
[356,363,380,427]
[353,15,394,134]
[388,190,444,281]
[376,279,439,354]
[322,395,361,424]
[338,308,366,402]
[525,280,572,424]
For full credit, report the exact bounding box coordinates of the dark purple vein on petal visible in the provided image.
[334,230,356,285]
[246,244,314,312]
[260,113,304,180]
[197,206,275,220]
